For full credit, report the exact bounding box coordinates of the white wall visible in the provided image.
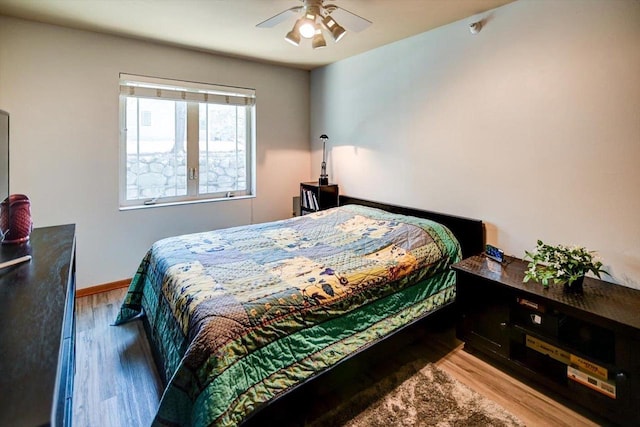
[0,17,311,289]
[311,0,640,288]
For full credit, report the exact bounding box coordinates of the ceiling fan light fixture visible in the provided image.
[312,27,326,49]
[322,15,346,42]
[298,11,317,38]
[285,20,302,45]
[258,0,369,49]
[285,30,301,46]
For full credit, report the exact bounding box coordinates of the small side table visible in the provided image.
[299,182,339,215]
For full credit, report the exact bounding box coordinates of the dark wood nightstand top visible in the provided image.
[452,255,640,332]
[300,182,338,188]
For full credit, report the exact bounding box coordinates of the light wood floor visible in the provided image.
[73,288,604,426]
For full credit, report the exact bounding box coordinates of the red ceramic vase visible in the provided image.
[0,194,33,244]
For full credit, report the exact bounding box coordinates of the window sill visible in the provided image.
[119,194,255,211]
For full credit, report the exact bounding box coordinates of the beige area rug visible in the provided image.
[309,363,525,427]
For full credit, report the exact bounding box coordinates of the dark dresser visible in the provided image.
[0,225,76,427]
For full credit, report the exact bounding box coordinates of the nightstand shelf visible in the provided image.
[452,255,640,426]
[299,182,338,215]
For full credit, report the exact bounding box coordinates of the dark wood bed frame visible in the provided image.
[242,196,484,425]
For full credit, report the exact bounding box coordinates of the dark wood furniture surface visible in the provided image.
[453,254,640,426]
[300,182,339,215]
[0,224,76,427]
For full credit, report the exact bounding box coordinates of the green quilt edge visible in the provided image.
[155,269,456,427]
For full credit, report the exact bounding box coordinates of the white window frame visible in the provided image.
[118,73,256,210]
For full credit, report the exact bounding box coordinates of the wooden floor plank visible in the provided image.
[73,289,604,426]
[73,288,162,427]
[436,348,599,426]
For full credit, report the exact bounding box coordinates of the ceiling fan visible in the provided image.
[257,0,372,49]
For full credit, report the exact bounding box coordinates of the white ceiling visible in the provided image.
[0,0,513,70]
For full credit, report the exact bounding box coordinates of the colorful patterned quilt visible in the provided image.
[115,204,461,426]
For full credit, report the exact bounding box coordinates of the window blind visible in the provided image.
[119,73,256,106]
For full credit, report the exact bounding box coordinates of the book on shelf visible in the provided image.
[301,189,319,211]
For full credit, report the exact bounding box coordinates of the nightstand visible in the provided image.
[299,182,338,215]
[452,255,640,426]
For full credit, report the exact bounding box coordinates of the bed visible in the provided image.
[115,196,483,426]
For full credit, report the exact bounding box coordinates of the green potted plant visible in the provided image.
[523,240,609,293]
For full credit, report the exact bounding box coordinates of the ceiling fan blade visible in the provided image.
[328,6,372,32]
[256,7,303,28]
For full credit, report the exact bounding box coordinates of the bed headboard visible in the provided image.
[338,195,484,258]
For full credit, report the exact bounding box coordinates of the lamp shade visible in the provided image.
[285,19,302,46]
[322,15,346,42]
[285,29,301,46]
[298,11,317,38]
[312,28,326,49]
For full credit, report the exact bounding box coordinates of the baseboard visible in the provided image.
[76,278,131,298]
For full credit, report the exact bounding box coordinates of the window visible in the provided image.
[119,74,256,209]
